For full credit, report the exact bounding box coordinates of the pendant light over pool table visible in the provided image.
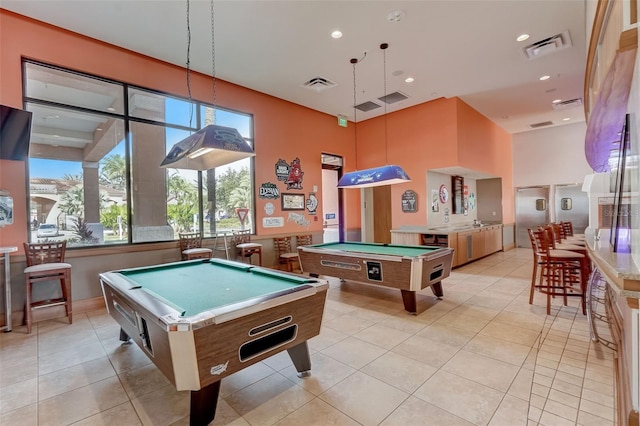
[337,43,411,189]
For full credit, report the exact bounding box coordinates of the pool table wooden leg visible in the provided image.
[287,341,312,377]
[190,380,221,426]
[400,290,418,314]
[119,328,131,343]
[431,282,444,299]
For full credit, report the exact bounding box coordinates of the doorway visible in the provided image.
[515,186,550,248]
[554,183,588,234]
[321,154,343,242]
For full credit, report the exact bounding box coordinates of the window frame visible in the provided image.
[23,59,255,249]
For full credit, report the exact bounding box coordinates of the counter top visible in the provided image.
[585,228,640,300]
[391,224,503,235]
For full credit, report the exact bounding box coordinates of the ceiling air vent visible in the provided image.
[355,101,381,112]
[301,76,337,92]
[552,98,583,110]
[523,30,572,59]
[529,121,554,128]
[378,91,409,104]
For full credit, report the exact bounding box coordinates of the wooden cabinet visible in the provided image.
[484,226,503,254]
[391,225,502,268]
[456,225,502,266]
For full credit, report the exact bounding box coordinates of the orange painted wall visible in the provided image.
[0,10,513,247]
[0,10,359,246]
[455,99,514,222]
[354,97,513,227]
[0,160,28,254]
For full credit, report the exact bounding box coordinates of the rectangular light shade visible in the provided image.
[337,165,411,188]
[161,124,255,170]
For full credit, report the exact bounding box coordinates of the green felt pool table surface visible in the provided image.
[307,242,440,257]
[118,259,317,317]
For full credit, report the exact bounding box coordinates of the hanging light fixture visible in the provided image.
[161,0,255,170]
[337,42,411,189]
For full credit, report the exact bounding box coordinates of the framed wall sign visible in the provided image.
[281,193,305,210]
[401,190,418,213]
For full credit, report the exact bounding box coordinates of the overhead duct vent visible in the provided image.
[523,30,572,59]
[301,76,337,92]
[552,98,583,110]
[530,120,554,128]
[378,91,409,104]
[355,101,381,112]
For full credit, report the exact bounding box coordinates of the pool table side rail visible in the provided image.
[303,242,450,258]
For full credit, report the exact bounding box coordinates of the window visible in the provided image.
[24,61,254,247]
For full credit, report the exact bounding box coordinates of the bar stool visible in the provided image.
[179,232,213,261]
[23,241,72,334]
[528,228,586,315]
[274,236,298,272]
[233,230,262,265]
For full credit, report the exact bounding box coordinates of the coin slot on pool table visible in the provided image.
[136,315,153,356]
[248,316,292,336]
[239,324,297,362]
[429,263,444,282]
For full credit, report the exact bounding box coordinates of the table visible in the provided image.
[0,246,17,332]
[99,258,328,426]
[297,242,454,314]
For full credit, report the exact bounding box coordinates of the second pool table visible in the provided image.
[298,242,453,313]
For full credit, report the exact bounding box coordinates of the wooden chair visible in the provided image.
[23,241,72,334]
[296,234,313,247]
[233,230,262,265]
[274,237,299,272]
[528,228,586,315]
[550,223,585,246]
[178,232,213,261]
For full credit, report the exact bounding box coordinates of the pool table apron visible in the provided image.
[100,273,327,392]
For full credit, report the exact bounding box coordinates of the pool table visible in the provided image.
[297,242,453,314]
[99,258,328,426]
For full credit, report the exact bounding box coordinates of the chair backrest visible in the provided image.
[179,232,202,251]
[531,228,552,255]
[273,237,292,257]
[232,229,252,245]
[296,234,313,247]
[561,221,574,237]
[24,241,66,266]
[543,224,561,247]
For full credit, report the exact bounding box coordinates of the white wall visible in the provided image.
[512,122,593,187]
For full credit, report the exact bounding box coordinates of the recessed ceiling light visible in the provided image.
[107,107,116,112]
[539,75,550,81]
[552,99,562,104]
[404,77,414,83]
[96,127,103,131]
[52,134,60,138]
[331,30,342,39]
[562,117,571,121]
[516,33,530,42]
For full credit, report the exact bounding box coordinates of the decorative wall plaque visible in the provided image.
[401,190,418,213]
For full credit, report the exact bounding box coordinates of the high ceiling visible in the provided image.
[2,0,588,134]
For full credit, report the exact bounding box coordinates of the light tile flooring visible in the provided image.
[0,249,616,425]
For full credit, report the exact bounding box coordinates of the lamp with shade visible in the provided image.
[161,0,255,171]
[337,43,411,189]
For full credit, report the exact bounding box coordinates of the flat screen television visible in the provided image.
[610,113,633,252]
[0,105,32,161]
